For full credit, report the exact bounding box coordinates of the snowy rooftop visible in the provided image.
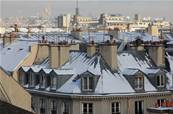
[0,39,37,71]
[119,32,161,42]
[164,33,173,41]
[118,51,155,72]
[22,50,167,94]
[20,32,81,44]
[81,31,111,43]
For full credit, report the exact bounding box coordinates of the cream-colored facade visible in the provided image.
[0,68,33,113]
[148,25,159,37]
[30,91,172,114]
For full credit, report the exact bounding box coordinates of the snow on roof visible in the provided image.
[166,72,173,90]
[53,69,74,75]
[143,68,160,75]
[0,39,36,71]
[0,39,3,50]
[167,41,173,45]
[164,33,173,41]
[58,52,135,94]
[94,70,135,93]
[20,33,81,44]
[122,68,139,75]
[119,32,160,42]
[118,51,155,72]
[144,76,156,92]
[166,53,173,72]
[82,31,111,43]
[21,66,30,72]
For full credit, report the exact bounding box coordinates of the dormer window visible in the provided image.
[156,75,164,87]
[134,76,144,90]
[40,74,46,88]
[51,77,57,90]
[82,77,94,91]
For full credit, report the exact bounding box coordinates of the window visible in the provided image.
[40,74,46,88]
[112,102,120,114]
[157,99,166,107]
[40,98,46,114]
[83,77,94,91]
[35,74,40,85]
[82,103,93,114]
[157,75,164,87]
[19,72,28,86]
[135,77,143,90]
[29,72,35,87]
[63,102,70,114]
[51,77,57,89]
[47,76,51,87]
[51,100,57,114]
[135,101,144,114]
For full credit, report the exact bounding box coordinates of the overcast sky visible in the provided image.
[1,0,173,22]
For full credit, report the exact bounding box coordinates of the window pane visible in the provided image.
[157,76,160,86]
[89,103,93,112]
[89,77,93,90]
[84,77,88,90]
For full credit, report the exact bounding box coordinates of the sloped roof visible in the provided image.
[58,53,135,94]
[0,39,36,72]
[119,32,160,42]
[118,51,156,72]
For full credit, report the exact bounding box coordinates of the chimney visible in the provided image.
[148,24,159,37]
[99,40,118,71]
[148,43,165,67]
[49,44,70,69]
[108,28,120,39]
[14,24,19,32]
[34,43,49,64]
[87,41,96,57]
[2,32,16,47]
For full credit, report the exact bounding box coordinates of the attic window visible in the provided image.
[82,77,94,91]
[134,76,144,90]
[156,75,164,87]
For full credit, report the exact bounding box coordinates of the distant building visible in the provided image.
[57,14,71,32]
[98,13,129,31]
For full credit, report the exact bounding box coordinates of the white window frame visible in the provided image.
[112,102,121,114]
[135,76,143,90]
[157,75,165,87]
[51,77,57,89]
[82,77,94,91]
[135,100,144,114]
[82,103,93,114]
[157,99,166,107]
[62,102,70,114]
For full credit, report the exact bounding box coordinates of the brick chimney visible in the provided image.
[99,40,118,71]
[49,43,70,69]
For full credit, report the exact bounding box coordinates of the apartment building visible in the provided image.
[16,35,173,114]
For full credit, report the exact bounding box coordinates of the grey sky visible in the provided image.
[1,0,173,22]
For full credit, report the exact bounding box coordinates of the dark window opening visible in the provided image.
[82,103,93,114]
[135,101,144,114]
[112,102,120,114]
